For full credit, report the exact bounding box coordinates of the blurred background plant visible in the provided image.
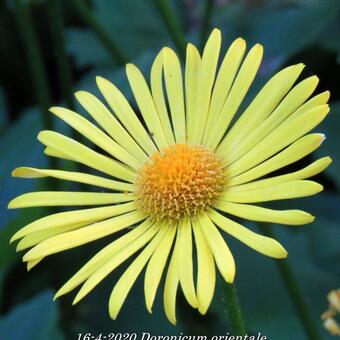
[0,0,339,339]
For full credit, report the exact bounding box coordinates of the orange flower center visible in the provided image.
[135,144,224,220]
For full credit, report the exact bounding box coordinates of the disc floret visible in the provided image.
[135,144,224,220]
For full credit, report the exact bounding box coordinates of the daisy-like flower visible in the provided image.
[9,29,331,324]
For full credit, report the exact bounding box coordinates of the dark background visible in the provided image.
[0,0,339,339]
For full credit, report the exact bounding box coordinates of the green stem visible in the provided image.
[48,0,75,110]
[70,0,127,64]
[48,0,87,178]
[15,0,57,174]
[14,0,58,187]
[152,0,186,59]
[200,0,213,50]
[258,223,322,340]
[222,281,247,335]
[14,0,52,129]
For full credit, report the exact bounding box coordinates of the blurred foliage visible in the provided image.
[66,0,173,68]
[0,109,46,272]
[0,290,64,340]
[315,102,340,190]
[0,0,339,339]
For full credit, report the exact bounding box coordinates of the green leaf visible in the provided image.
[66,28,112,69]
[0,108,45,227]
[282,193,340,276]
[66,0,174,69]
[0,209,46,269]
[231,221,338,339]
[0,290,64,340]
[318,21,340,54]
[93,0,171,56]
[0,108,46,270]
[213,0,340,62]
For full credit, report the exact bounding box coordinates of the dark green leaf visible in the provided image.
[0,108,46,270]
[213,0,340,62]
[66,0,174,69]
[0,290,64,340]
[232,221,337,339]
[0,107,45,228]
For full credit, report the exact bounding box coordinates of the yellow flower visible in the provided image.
[9,28,331,324]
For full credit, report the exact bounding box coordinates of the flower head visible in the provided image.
[321,289,340,336]
[135,144,224,220]
[9,28,331,324]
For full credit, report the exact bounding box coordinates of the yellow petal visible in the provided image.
[17,222,87,251]
[27,259,42,271]
[75,90,148,163]
[8,191,133,209]
[216,63,305,153]
[22,211,146,262]
[178,218,197,308]
[198,214,235,283]
[49,107,140,169]
[12,167,133,192]
[185,43,201,142]
[208,209,287,258]
[144,224,176,313]
[73,222,160,305]
[285,91,330,125]
[292,90,330,115]
[227,133,325,186]
[126,63,169,149]
[38,130,136,182]
[44,146,74,161]
[263,76,319,127]
[229,157,332,192]
[96,76,157,155]
[226,105,329,177]
[109,226,168,320]
[213,201,314,225]
[54,219,154,299]
[163,230,180,325]
[206,43,263,149]
[221,180,323,203]
[192,218,215,314]
[220,74,319,163]
[163,48,186,143]
[203,37,246,145]
[192,28,221,144]
[11,202,136,242]
[150,50,175,145]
